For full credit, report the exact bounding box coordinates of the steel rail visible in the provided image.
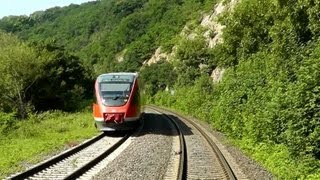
[65,115,145,179]
[64,133,131,180]
[164,112,187,180]
[9,133,105,180]
[148,105,237,180]
[148,106,187,180]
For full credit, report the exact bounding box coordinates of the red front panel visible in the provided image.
[93,76,141,124]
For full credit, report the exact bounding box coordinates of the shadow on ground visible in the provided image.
[132,112,193,137]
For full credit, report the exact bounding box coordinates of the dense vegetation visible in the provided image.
[0,0,214,74]
[0,0,320,179]
[152,0,320,178]
[0,0,216,117]
[0,32,90,118]
[0,32,96,178]
[0,0,215,177]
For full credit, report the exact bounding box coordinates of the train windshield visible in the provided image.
[98,75,134,106]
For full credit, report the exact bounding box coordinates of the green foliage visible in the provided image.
[153,75,214,121]
[111,0,148,19]
[2,0,320,178]
[140,60,177,96]
[27,43,92,112]
[153,0,320,178]
[0,15,33,33]
[153,63,320,178]
[176,37,211,68]
[212,0,320,163]
[0,32,91,116]
[237,139,319,179]
[175,37,214,86]
[0,112,16,135]
[0,32,47,118]
[215,0,274,66]
[0,0,214,74]
[285,41,320,158]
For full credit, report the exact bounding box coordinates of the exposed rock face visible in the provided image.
[144,0,239,82]
[143,47,169,66]
[201,2,225,48]
[116,49,127,62]
[201,0,238,82]
[211,67,225,83]
[143,46,178,66]
[201,0,239,48]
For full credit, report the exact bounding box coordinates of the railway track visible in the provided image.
[8,130,138,180]
[148,106,237,180]
[7,107,241,180]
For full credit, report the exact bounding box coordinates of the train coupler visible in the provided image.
[104,113,124,124]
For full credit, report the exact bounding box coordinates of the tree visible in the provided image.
[0,32,48,118]
[140,60,177,96]
[26,43,92,111]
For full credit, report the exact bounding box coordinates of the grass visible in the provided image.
[234,138,320,179]
[0,110,99,178]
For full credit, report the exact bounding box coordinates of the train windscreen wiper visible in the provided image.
[112,95,121,100]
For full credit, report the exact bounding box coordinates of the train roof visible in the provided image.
[97,72,138,77]
[97,72,138,83]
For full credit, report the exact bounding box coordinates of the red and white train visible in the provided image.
[93,72,142,131]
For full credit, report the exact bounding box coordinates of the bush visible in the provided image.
[0,112,16,135]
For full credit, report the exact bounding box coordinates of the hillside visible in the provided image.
[0,0,214,74]
[0,0,319,179]
[0,0,215,115]
[151,0,320,178]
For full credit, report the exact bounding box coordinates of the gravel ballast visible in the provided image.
[92,110,174,180]
[85,107,272,179]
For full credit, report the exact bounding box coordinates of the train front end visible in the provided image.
[93,73,141,131]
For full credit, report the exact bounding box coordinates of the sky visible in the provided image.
[0,0,95,18]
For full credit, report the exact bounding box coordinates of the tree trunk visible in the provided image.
[17,91,27,119]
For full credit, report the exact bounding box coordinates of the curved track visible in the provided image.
[159,109,187,180]
[148,106,237,180]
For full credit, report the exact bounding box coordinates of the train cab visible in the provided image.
[93,72,141,131]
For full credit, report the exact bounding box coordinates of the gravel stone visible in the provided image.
[11,107,273,180]
[170,115,227,179]
[92,110,173,180]
[28,136,123,180]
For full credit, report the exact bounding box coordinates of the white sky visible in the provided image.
[0,0,95,18]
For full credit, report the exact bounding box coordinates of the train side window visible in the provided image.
[132,86,140,105]
[94,89,97,104]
